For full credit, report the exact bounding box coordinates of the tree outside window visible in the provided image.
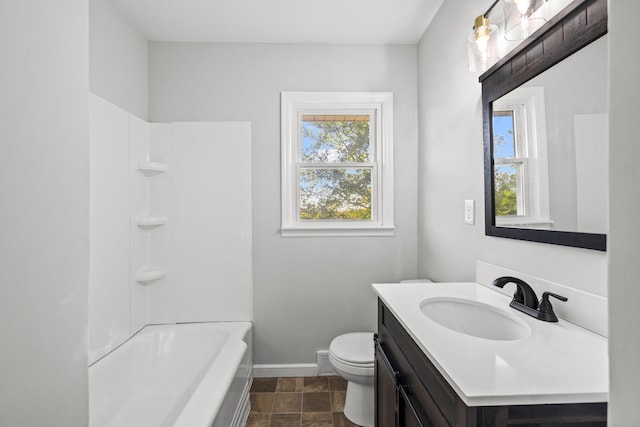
[299,116,372,220]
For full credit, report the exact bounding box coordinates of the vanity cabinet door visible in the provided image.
[378,301,460,427]
[375,332,450,427]
[398,386,426,427]
[375,340,429,427]
[375,340,398,427]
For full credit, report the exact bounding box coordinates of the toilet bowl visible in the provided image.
[329,332,374,427]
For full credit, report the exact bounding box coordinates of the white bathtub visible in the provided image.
[89,322,252,427]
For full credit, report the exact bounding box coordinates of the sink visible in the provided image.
[420,297,530,341]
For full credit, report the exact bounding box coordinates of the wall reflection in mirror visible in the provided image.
[491,35,608,235]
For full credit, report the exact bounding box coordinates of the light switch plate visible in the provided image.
[464,200,475,225]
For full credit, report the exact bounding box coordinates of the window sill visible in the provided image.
[281,225,395,238]
[496,218,554,227]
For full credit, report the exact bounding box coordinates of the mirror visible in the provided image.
[481,0,608,251]
[492,36,608,233]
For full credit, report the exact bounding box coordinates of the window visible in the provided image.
[492,87,550,226]
[281,92,394,237]
[493,109,526,217]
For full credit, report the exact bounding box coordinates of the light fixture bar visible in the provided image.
[483,0,501,18]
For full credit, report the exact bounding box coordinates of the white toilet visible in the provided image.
[329,332,375,427]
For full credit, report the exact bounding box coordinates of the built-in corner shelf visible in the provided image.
[138,161,167,178]
[136,267,166,284]
[136,215,168,229]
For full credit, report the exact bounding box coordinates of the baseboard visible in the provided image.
[253,363,318,378]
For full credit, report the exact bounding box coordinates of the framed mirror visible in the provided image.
[480,0,608,251]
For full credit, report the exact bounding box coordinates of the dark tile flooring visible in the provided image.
[246,376,361,427]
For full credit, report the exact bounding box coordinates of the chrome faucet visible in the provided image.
[492,276,567,322]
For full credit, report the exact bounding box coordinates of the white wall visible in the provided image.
[608,0,640,423]
[416,0,607,299]
[89,95,132,364]
[89,96,252,363]
[90,0,149,120]
[0,1,89,425]
[140,124,174,326]
[172,122,253,322]
[149,43,419,364]
[89,95,175,364]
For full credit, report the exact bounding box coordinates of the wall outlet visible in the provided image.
[464,200,475,225]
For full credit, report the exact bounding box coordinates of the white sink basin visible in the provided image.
[420,297,530,341]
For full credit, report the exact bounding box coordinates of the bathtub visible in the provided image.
[89,322,252,427]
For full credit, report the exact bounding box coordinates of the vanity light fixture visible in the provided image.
[468,0,551,72]
[467,0,501,73]
[502,0,548,41]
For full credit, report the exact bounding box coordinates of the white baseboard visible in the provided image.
[253,363,318,378]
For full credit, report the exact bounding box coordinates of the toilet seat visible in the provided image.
[329,332,374,369]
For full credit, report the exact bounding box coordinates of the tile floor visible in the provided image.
[245,376,362,427]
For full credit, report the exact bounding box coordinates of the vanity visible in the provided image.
[371,0,610,423]
[373,282,608,426]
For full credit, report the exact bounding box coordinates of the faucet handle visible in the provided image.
[537,292,568,322]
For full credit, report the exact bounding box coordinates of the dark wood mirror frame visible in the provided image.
[480,0,608,251]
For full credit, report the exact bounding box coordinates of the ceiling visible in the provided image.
[110,0,444,44]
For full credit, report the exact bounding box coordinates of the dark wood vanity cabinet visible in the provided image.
[375,300,607,427]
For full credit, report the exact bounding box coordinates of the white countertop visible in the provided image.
[372,282,609,407]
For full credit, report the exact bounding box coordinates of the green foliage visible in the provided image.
[301,120,370,162]
[494,171,518,216]
[300,168,371,220]
[300,120,372,220]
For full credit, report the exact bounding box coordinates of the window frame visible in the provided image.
[493,107,530,217]
[492,86,551,227]
[281,92,394,237]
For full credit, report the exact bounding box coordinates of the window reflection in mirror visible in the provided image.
[490,35,608,235]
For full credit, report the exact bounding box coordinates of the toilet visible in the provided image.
[329,332,375,427]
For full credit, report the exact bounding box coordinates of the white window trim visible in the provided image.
[493,86,551,227]
[281,92,394,237]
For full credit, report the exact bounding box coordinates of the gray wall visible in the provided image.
[90,0,149,119]
[149,43,419,364]
[0,1,89,425]
[608,0,640,423]
[416,0,607,298]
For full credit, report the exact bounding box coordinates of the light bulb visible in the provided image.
[475,28,491,51]
[515,0,531,15]
[473,15,492,52]
[476,36,489,52]
[519,17,530,39]
[503,0,546,41]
